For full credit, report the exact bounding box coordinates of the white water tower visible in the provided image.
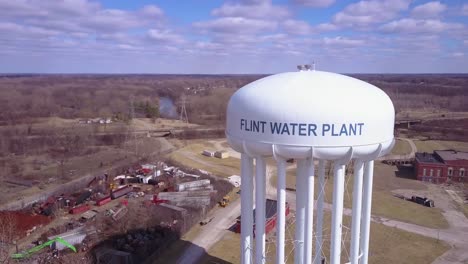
[226,67,395,264]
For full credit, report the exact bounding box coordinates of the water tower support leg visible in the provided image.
[314,160,326,264]
[330,164,345,264]
[255,157,267,264]
[241,154,254,264]
[276,158,287,264]
[360,160,375,264]
[304,158,315,264]
[350,161,364,264]
[295,159,307,264]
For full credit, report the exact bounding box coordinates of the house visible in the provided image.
[415,150,468,183]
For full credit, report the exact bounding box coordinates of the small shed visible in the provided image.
[202,150,215,157]
[214,151,229,159]
[81,210,98,222]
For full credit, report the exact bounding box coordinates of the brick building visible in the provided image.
[415,150,468,184]
[235,199,290,234]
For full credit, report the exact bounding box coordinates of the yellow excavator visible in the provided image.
[219,196,230,207]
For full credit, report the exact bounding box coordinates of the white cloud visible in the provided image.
[463,4,468,16]
[0,0,175,60]
[0,1,164,34]
[194,17,277,34]
[333,0,410,28]
[316,23,339,31]
[195,41,223,50]
[212,2,290,19]
[282,19,313,35]
[0,0,100,19]
[0,22,60,37]
[83,9,145,32]
[147,29,185,44]
[141,5,164,17]
[292,0,335,8]
[381,35,441,54]
[451,52,464,57]
[411,1,446,18]
[240,0,269,4]
[322,36,364,46]
[0,0,466,73]
[380,18,464,34]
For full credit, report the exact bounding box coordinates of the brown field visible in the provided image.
[0,74,467,263]
[413,139,468,153]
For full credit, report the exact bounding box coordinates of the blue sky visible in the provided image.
[1,0,467,74]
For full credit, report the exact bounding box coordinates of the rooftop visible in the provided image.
[239,199,288,221]
[435,150,468,161]
[415,152,444,164]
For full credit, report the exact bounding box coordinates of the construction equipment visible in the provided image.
[219,196,230,207]
[411,196,435,207]
[109,183,117,191]
[11,237,77,259]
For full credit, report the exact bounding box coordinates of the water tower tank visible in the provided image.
[226,69,395,264]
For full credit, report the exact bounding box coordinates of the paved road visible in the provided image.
[378,137,417,161]
[176,189,241,264]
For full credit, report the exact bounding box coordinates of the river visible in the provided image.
[159,96,178,119]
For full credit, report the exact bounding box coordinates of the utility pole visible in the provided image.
[179,94,189,124]
[128,96,137,157]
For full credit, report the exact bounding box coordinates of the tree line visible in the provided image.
[0,74,467,126]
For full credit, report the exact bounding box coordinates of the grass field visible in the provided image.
[391,139,412,155]
[413,140,468,153]
[270,163,448,229]
[168,141,240,177]
[202,213,449,264]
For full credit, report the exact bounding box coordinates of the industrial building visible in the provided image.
[415,150,468,183]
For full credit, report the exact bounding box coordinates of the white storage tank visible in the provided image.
[226,68,395,264]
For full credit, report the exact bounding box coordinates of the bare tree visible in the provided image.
[0,213,17,264]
